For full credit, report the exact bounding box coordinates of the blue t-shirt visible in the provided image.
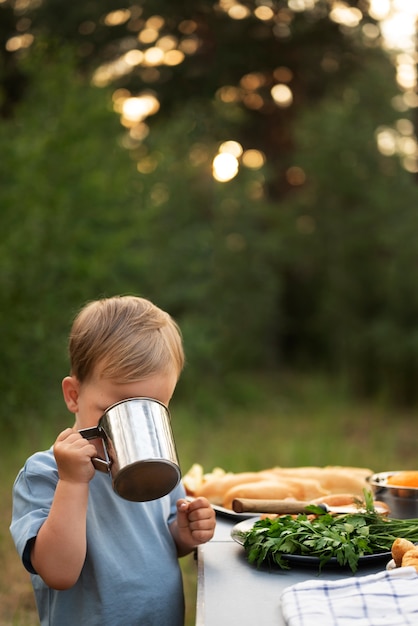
[10,449,186,625]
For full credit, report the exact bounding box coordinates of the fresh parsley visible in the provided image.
[241,492,418,573]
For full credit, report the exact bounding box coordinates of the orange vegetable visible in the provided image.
[387,471,418,488]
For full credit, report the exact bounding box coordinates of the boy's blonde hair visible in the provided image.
[68,295,185,383]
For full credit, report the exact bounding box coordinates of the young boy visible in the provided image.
[10,295,216,625]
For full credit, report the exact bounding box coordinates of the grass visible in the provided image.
[2,371,417,625]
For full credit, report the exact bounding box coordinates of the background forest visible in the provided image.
[1,0,418,623]
[2,0,418,420]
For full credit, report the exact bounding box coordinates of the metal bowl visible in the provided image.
[368,471,418,519]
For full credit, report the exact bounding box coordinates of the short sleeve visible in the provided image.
[10,450,58,574]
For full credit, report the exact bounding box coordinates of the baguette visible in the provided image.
[197,472,272,505]
[311,493,357,506]
[222,480,303,511]
[222,476,331,510]
[269,467,371,496]
[183,463,373,510]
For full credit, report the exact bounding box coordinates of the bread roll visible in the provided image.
[316,474,369,496]
[182,463,205,495]
[311,493,357,507]
[401,546,418,572]
[183,463,374,509]
[222,480,304,510]
[392,538,416,567]
[275,477,329,501]
[197,472,270,505]
[268,467,371,497]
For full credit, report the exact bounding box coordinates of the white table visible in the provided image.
[196,516,386,625]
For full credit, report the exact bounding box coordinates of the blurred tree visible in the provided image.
[0,48,282,427]
[1,0,383,182]
[0,48,138,422]
[278,56,418,403]
[2,0,418,418]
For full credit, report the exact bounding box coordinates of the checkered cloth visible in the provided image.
[280,567,418,626]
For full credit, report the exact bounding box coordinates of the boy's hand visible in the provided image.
[53,428,97,484]
[173,496,216,554]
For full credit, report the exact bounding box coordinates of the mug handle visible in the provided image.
[79,427,111,473]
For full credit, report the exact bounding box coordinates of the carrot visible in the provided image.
[387,472,418,488]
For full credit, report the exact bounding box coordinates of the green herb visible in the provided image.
[241,491,418,573]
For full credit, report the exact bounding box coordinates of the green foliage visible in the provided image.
[1,5,418,432]
[278,57,418,403]
[0,47,282,428]
[128,101,282,375]
[0,47,141,421]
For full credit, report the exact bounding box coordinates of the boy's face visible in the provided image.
[62,368,178,430]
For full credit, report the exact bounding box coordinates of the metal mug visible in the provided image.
[79,397,181,502]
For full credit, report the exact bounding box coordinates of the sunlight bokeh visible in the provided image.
[19,0,410,179]
[99,0,416,180]
[212,152,239,182]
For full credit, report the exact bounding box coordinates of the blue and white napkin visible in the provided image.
[281,567,418,626]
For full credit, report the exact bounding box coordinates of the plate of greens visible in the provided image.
[232,517,392,571]
[231,493,418,573]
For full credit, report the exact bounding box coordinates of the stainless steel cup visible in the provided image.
[79,397,181,502]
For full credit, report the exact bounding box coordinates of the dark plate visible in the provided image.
[213,504,259,521]
[231,518,391,569]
